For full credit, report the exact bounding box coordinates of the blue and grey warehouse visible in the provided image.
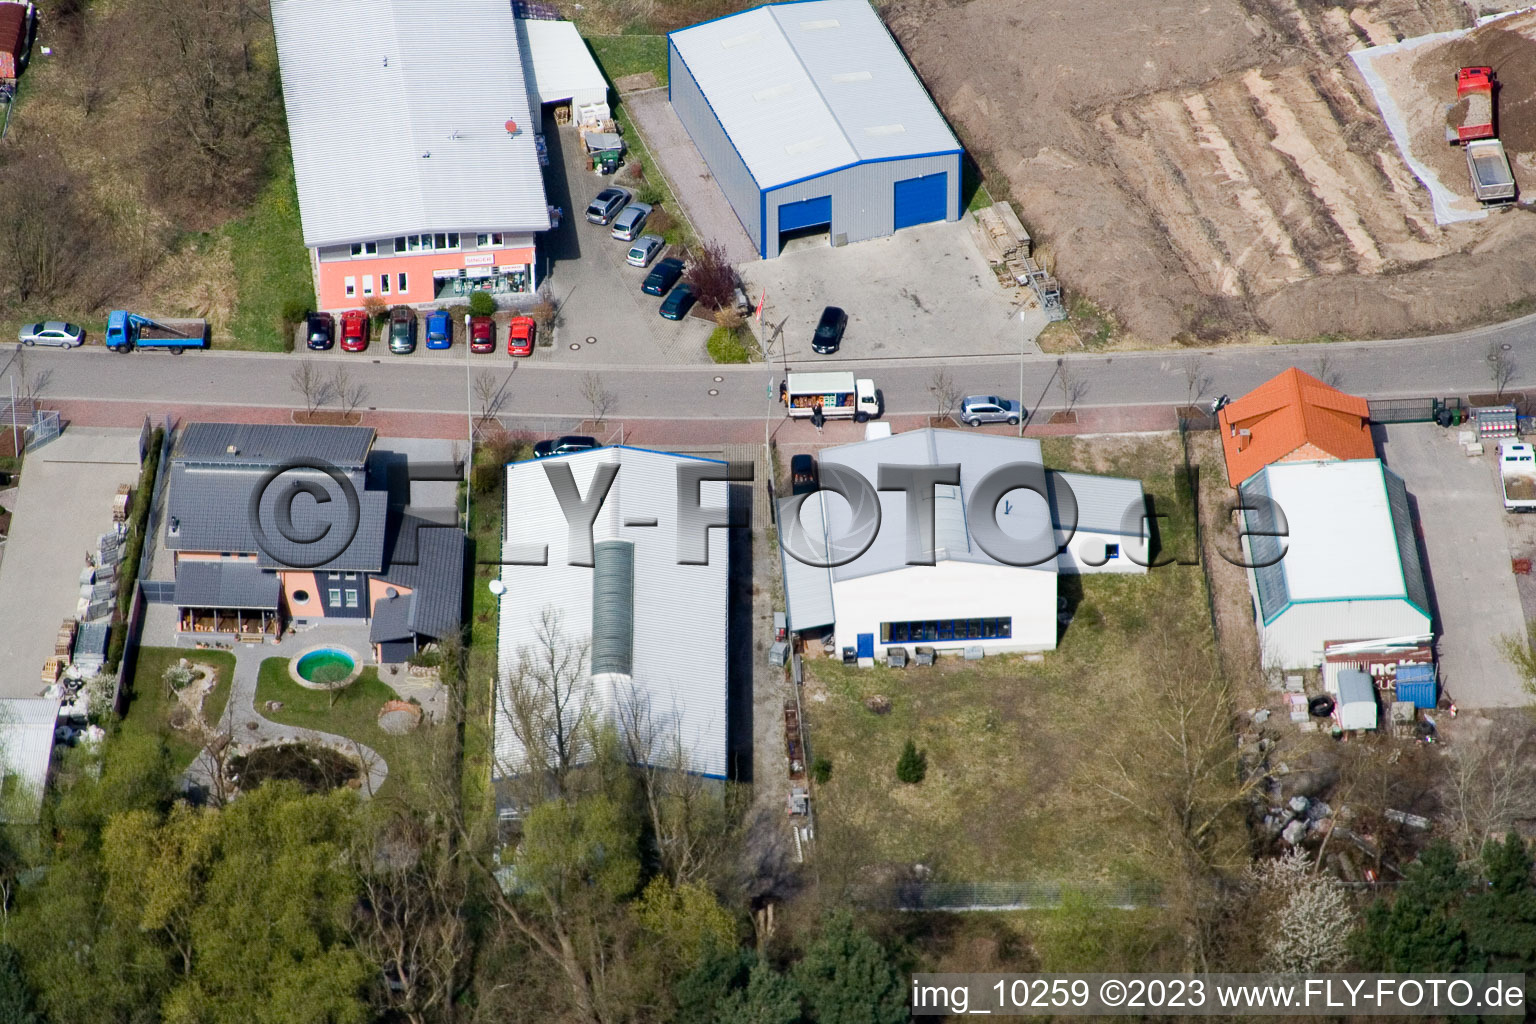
[668,0,963,259]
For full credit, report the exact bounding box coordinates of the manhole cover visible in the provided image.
[714,376,723,383]
[570,343,582,351]
[586,336,597,345]
[1503,343,1513,351]
[708,389,719,396]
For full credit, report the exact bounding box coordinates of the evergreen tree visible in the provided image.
[793,912,906,1024]
[1351,841,1469,971]
[0,945,42,1024]
[895,740,926,784]
[1463,833,1536,975]
[715,961,803,1024]
[674,939,755,1024]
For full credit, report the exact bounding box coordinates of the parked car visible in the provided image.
[959,395,1022,426]
[585,187,631,225]
[425,309,452,350]
[16,321,84,347]
[659,282,696,321]
[304,312,334,351]
[642,257,686,296]
[469,315,496,353]
[610,202,653,241]
[790,454,818,495]
[340,310,369,352]
[627,234,664,268]
[388,306,417,354]
[811,306,847,355]
[507,316,536,357]
[533,435,599,459]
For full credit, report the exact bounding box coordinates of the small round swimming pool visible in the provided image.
[295,648,357,686]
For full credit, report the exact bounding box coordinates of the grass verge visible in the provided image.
[117,647,236,771]
[219,150,314,351]
[806,435,1220,886]
[707,325,759,363]
[586,35,668,86]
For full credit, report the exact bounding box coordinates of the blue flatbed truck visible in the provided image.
[105,310,209,353]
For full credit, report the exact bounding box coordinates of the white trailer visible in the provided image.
[1499,441,1536,512]
[781,372,879,422]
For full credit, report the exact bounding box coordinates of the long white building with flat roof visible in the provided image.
[495,447,730,785]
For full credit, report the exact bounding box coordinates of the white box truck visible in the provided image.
[781,372,879,422]
[1499,441,1536,511]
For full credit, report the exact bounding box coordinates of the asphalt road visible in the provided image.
[6,310,1536,422]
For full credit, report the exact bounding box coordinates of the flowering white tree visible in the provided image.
[1249,849,1354,972]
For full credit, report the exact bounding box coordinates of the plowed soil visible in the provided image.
[884,0,1536,343]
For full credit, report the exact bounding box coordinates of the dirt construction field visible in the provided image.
[884,0,1536,343]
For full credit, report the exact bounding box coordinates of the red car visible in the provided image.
[469,315,496,353]
[340,309,369,352]
[507,316,535,357]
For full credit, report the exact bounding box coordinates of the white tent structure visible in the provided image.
[0,697,61,822]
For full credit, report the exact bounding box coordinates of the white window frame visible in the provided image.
[344,276,356,297]
[380,274,390,295]
[394,236,406,253]
[328,588,342,605]
[362,275,374,296]
[398,272,408,293]
[344,589,359,608]
[350,241,378,257]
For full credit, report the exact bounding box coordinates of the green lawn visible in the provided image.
[464,474,502,817]
[586,35,668,87]
[219,151,314,351]
[806,435,1222,885]
[254,657,442,802]
[117,647,237,771]
[707,325,759,363]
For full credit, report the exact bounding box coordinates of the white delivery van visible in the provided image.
[781,372,879,422]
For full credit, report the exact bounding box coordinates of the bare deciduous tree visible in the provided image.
[330,365,369,420]
[291,359,335,417]
[1488,342,1517,400]
[0,150,94,305]
[1057,360,1089,414]
[579,373,616,428]
[495,608,595,802]
[930,369,960,421]
[1182,354,1213,410]
[474,369,514,427]
[1441,712,1536,853]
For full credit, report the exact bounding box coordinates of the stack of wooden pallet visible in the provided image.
[969,202,1031,266]
[111,484,131,524]
[54,619,76,660]
[41,656,62,686]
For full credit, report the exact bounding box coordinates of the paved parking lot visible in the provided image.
[538,118,713,366]
[735,220,1048,364]
[1377,422,1529,708]
[0,429,142,698]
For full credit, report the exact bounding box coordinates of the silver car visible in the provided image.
[610,202,653,241]
[626,234,664,267]
[18,321,85,347]
[960,395,1022,426]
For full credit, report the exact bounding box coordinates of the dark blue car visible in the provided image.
[659,282,695,321]
[642,257,685,297]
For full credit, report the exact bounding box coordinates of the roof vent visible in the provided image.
[865,123,906,136]
[386,587,399,599]
[422,151,431,158]
[830,71,872,83]
[504,119,519,135]
[226,445,238,455]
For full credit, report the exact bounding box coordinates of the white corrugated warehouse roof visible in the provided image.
[0,697,60,823]
[496,448,729,779]
[669,0,961,188]
[517,19,610,110]
[1256,460,1411,600]
[271,0,550,248]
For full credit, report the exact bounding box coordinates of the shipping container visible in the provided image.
[1393,663,1437,710]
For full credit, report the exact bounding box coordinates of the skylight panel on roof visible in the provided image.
[865,123,906,136]
[720,30,760,47]
[829,71,871,83]
[753,83,795,101]
[799,18,840,29]
[785,137,827,155]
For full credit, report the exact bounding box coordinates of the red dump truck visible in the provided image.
[0,1,33,85]
[1451,66,1496,143]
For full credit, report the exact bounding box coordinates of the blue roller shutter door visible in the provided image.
[893,172,948,230]
[777,194,832,232]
